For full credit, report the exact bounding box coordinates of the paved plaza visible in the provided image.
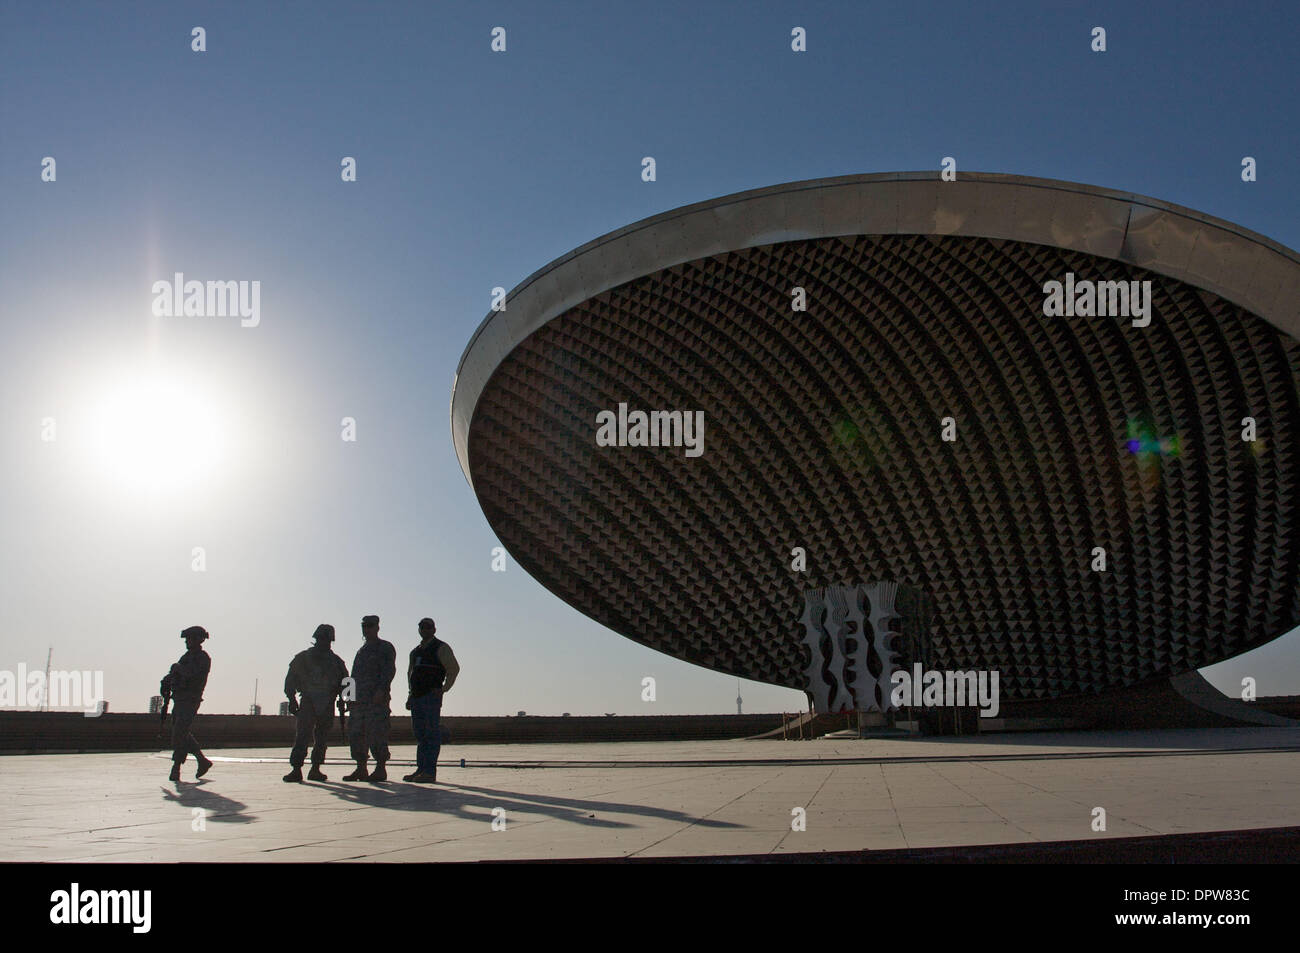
[2,728,1298,862]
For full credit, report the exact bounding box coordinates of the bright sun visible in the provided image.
[86,370,232,500]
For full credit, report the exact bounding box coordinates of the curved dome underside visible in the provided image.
[468,233,1300,701]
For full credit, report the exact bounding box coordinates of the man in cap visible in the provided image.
[283,623,349,782]
[343,614,397,782]
[161,626,213,783]
[404,617,459,783]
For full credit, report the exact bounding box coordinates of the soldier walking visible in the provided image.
[283,624,348,782]
[343,614,396,783]
[161,626,213,783]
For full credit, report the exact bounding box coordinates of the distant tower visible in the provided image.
[249,678,261,716]
[42,647,52,711]
[736,679,743,715]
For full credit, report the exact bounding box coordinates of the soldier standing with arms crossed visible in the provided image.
[161,625,213,783]
[283,623,348,783]
[343,614,396,782]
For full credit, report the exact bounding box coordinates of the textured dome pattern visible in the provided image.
[467,232,1300,701]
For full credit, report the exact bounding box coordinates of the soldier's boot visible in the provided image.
[169,763,181,782]
[368,762,387,783]
[307,763,328,782]
[282,765,304,783]
[196,755,213,778]
[343,761,370,781]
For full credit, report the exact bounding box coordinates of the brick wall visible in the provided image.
[0,711,786,753]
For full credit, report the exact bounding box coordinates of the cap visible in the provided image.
[180,626,209,641]
[361,615,380,627]
[312,623,336,642]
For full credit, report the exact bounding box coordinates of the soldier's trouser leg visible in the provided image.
[368,706,390,765]
[348,706,369,763]
[290,698,317,767]
[171,702,202,764]
[308,694,335,766]
[412,693,441,775]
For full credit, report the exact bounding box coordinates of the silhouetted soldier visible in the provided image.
[161,626,213,783]
[404,617,459,783]
[344,614,396,782]
[283,624,348,782]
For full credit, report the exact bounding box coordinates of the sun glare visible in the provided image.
[85,370,232,500]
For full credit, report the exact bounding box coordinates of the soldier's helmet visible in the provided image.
[312,623,336,643]
[181,626,209,642]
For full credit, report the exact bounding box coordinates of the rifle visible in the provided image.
[159,670,174,730]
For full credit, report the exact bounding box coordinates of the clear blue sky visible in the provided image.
[1,0,1297,714]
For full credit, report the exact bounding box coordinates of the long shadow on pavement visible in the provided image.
[161,780,255,823]
[311,779,741,830]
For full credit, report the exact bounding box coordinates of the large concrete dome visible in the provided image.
[452,173,1300,703]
